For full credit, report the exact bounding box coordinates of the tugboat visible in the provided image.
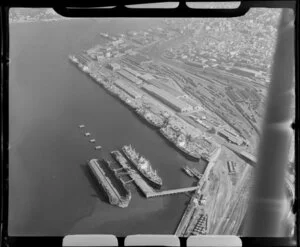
[90,139,96,143]
[85,132,91,137]
[95,146,102,150]
[79,124,85,128]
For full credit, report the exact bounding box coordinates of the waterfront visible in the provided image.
[9,19,206,236]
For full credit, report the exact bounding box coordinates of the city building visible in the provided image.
[142,84,193,112]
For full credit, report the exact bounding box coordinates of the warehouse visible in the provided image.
[181,97,202,110]
[217,129,243,145]
[114,79,143,99]
[142,85,193,112]
[117,69,143,85]
[124,67,142,78]
[149,80,187,98]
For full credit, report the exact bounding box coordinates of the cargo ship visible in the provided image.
[122,145,162,188]
[135,108,164,129]
[159,128,200,161]
[87,159,131,208]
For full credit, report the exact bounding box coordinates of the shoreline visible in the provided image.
[9,17,74,24]
[68,57,210,163]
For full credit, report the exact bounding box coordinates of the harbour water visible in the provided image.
[9,18,207,236]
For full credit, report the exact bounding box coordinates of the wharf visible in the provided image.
[111,150,156,196]
[174,147,222,236]
[88,159,130,208]
[111,150,200,198]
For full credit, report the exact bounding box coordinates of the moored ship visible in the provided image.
[159,128,201,161]
[122,145,162,188]
[102,159,132,206]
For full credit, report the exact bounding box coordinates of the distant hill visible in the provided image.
[9,8,63,22]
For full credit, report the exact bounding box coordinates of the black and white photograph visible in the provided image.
[8,5,295,238]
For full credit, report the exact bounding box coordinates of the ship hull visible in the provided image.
[121,148,162,189]
[159,130,201,162]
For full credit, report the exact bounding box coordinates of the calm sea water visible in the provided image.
[9,18,207,236]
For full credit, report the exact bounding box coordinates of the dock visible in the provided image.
[146,186,199,198]
[88,159,130,208]
[174,147,222,236]
[111,150,200,198]
[111,150,156,196]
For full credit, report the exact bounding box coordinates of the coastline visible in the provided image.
[9,17,72,24]
[68,57,208,162]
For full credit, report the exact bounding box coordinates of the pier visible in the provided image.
[146,186,199,198]
[175,147,222,236]
[111,150,200,199]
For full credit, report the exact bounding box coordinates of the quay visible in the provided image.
[175,147,222,236]
[111,150,156,196]
[88,159,131,208]
[111,150,201,198]
[146,186,199,198]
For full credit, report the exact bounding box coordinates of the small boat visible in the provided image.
[95,146,102,150]
[85,132,91,136]
[79,125,85,128]
[90,139,96,143]
[183,166,193,177]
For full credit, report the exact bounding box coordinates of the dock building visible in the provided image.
[181,97,203,111]
[117,69,143,85]
[114,79,143,99]
[142,84,193,112]
[217,128,243,145]
[107,63,121,71]
[88,159,124,207]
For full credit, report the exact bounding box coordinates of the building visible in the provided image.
[180,97,202,110]
[138,73,155,82]
[229,66,263,78]
[142,84,193,112]
[124,67,141,78]
[107,63,121,71]
[117,69,143,85]
[149,80,187,99]
[217,129,243,145]
[114,79,143,99]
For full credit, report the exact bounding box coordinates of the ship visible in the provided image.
[182,166,193,177]
[85,132,91,136]
[90,139,96,143]
[159,128,200,161]
[79,124,85,128]
[69,55,78,63]
[135,108,164,129]
[95,146,102,150]
[122,145,162,188]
